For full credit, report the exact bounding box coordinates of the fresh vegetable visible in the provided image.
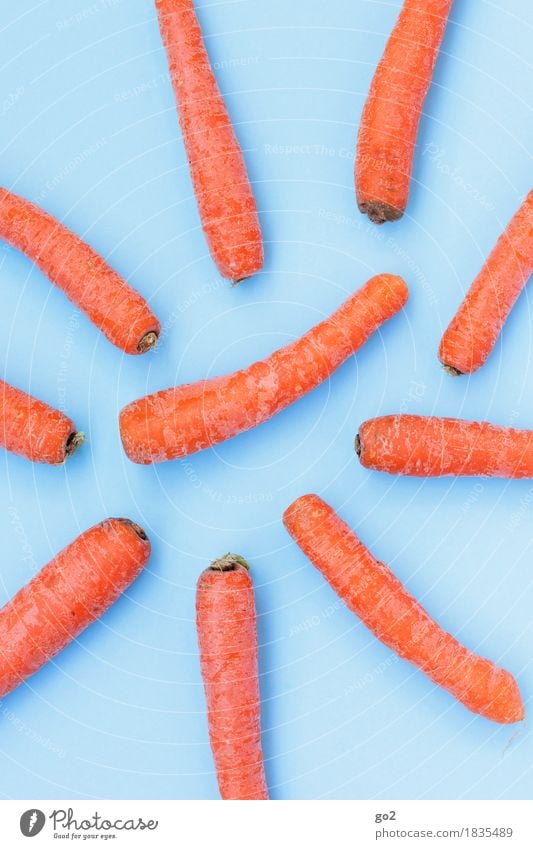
[356,414,533,477]
[284,494,524,724]
[155,0,263,282]
[0,379,83,464]
[119,273,408,463]
[0,518,150,699]
[439,190,533,375]
[356,0,454,223]
[0,188,160,354]
[196,554,268,800]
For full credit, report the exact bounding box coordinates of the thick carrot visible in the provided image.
[356,414,533,477]
[0,518,150,699]
[0,188,160,354]
[439,190,533,375]
[0,379,83,464]
[119,273,408,463]
[284,495,523,724]
[155,0,263,282]
[356,0,454,224]
[196,554,268,800]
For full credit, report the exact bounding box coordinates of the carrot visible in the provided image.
[0,379,83,464]
[355,0,454,224]
[0,518,150,699]
[0,188,160,354]
[284,495,524,724]
[155,0,263,282]
[439,190,533,375]
[356,413,533,477]
[196,554,268,800]
[119,273,408,463]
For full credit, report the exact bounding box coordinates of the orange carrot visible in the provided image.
[356,0,453,223]
[0,518,150,699]
[155,0,263,282]
[356,414,533,477]
[0,379,83,464]
[0,188,160,354]
[284,495,524,724]
[439,190,533,375]
[196,554,268,800]
[119,273,408,463]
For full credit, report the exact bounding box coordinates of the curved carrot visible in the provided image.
[0,379,83,464]
[284,495,524,724]
[356,0,453,224]
[155,0,263,282]
[196,554,268,800]
[119,273,408,463]
[356,414,533,477]
[439,190,533,375]
[0,188,160,354]
[0,518,151,699]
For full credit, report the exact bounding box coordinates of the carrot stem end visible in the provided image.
[137,331,159,353]
[65,431,85,458]
[209,553,251,572]
[358,200,404,225]
[115,518,149,541]
[442,364,464,377]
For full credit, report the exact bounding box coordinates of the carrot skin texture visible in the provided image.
[196,557,268,800]
[0,380,80,464]
[0,188,160,354]
[357,414,533,477]
[119,273,408,463]
[284,495,523,724]
[155,0,263,281]
[0,519,150,699]
[356,0,453,223]
[439,190,533,374]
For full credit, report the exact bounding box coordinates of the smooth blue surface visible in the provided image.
[0,0,531,801]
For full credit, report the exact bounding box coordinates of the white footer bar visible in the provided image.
[1,799,531,848]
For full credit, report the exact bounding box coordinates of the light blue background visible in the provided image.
[0,0,531,801]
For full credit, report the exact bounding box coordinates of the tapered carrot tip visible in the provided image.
[488,671,525,725]
[137,331,159,354]
[358,200,404,225]
[65,431,85,459]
